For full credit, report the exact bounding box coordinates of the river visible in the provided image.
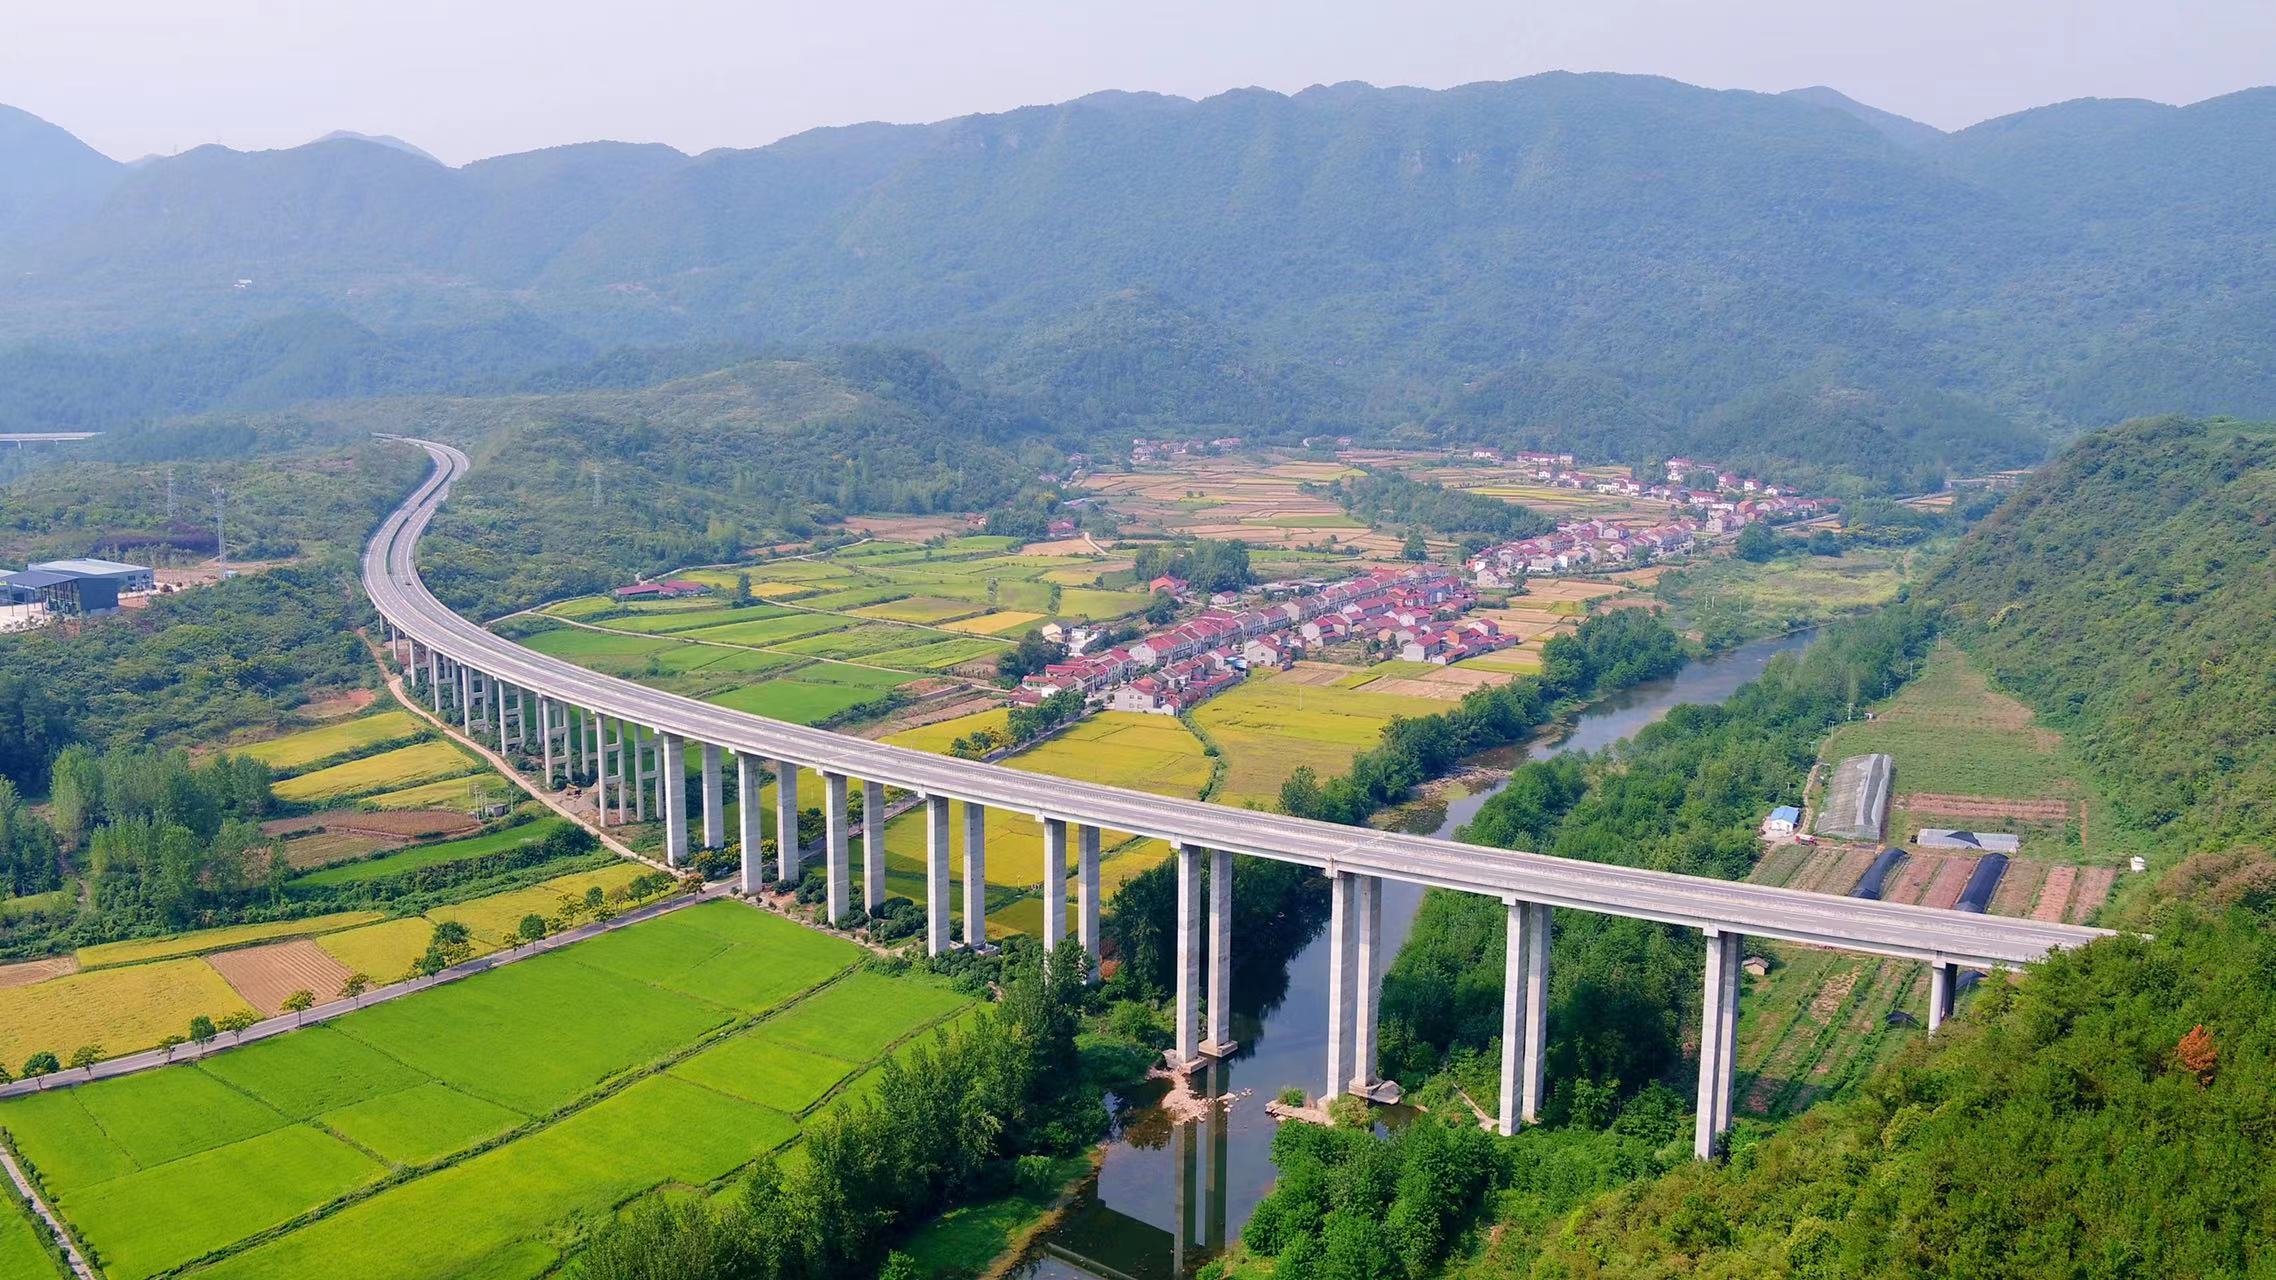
[1014,630,1818,1279]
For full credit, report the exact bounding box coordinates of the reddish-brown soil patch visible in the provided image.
[1989,859,2048,917]
[1887,853,1938,904]
[2066,867,2117,923]
[282,832,401,870]
[1920,857,1976,910]
[207,939,354,1014]
[0,956,77,990]
[1897,793,2073,822]
[261,809,480,840]
[2033,866,2079,922]
[299,689,378,720]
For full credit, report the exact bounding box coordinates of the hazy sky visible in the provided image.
[8,0,2272,165]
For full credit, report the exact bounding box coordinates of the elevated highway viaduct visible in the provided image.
[365,437,2108,1158]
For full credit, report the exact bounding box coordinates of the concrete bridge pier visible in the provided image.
[427,651,442,709]
[614,721,632,824]
[1349,874,1394,1100]
[631,727,649,822]
[924,795,953,955]
[737,754,765,893]
[701,744,724,850]
[1077,824,1102,981]
[1040,818,1069,953]
[962,802,988,948]
[861,780,887,912]
[824,772,851,924]
[1499,900,1550,1134]
[458,665,473,734]
[1173,841,1203,1067]
[774,761,801,885]
[660,734,689,868]
[1928,960,1956,1031]
[538,697,554,783]
[1324,869,1357,1099]
[1203,847,1236,1058]
[1694,928,1742,1159]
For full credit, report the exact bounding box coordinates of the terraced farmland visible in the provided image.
[0,903,969,1280]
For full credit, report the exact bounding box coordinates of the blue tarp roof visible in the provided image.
[1769,805,1801,822]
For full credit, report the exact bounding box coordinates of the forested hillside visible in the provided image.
[1924,416,2276,852]
[3,77,2273,486]
[1428,419,2276,1277]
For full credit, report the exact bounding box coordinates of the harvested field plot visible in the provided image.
[0,955,76,989]
[76,912,386,970]
[239,711,423,772]
[873,636,1013,670]
[273,741,480,804]
[1989,858,2048,916]
[2067,866,2117,922]
[279,832,397,869]
[206,939,354,1015]
[2033,866,2079,922]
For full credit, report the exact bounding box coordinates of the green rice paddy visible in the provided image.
[0,903,965,1280]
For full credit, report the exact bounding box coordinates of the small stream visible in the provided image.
[1014,631,1818,1279]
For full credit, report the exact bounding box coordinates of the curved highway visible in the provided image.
[365,437,2107,971]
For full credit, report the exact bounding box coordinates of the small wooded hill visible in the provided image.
[1511,418,2276,1279]
[1923,416,2276,852]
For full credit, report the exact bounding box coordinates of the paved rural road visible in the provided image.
[0,1141,93,1278]
[371,436,2110,971]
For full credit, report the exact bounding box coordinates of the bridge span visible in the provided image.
[365,437,2106,1158]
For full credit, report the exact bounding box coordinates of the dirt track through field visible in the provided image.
[207,939,355,1014]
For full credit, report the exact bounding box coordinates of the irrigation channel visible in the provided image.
[1015,629,1818,1279]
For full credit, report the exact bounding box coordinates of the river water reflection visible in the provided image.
[1015,630,1818,1279]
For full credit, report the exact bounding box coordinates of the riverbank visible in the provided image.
[1001,630,1819,1279]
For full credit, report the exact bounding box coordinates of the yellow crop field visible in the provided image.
[428,864,650,946]
[0,958,254,1067]
[76,912,386,970]
[274,741,480,804]
[1010,714,1212,798]
[886,709,1011,755]
[939,610,1044,635]
[1192,672,1439,807]
[238,712,423,773]
[364,773,512,811]
[315,918,444,983]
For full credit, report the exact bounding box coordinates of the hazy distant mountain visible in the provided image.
[0,73,2271,488]
[1781,85,1945,149]
[0,105,122,242]
[309,130,443,165]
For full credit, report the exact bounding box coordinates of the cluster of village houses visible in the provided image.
[1462,454,1827,587]
[1016,568,1508,714]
